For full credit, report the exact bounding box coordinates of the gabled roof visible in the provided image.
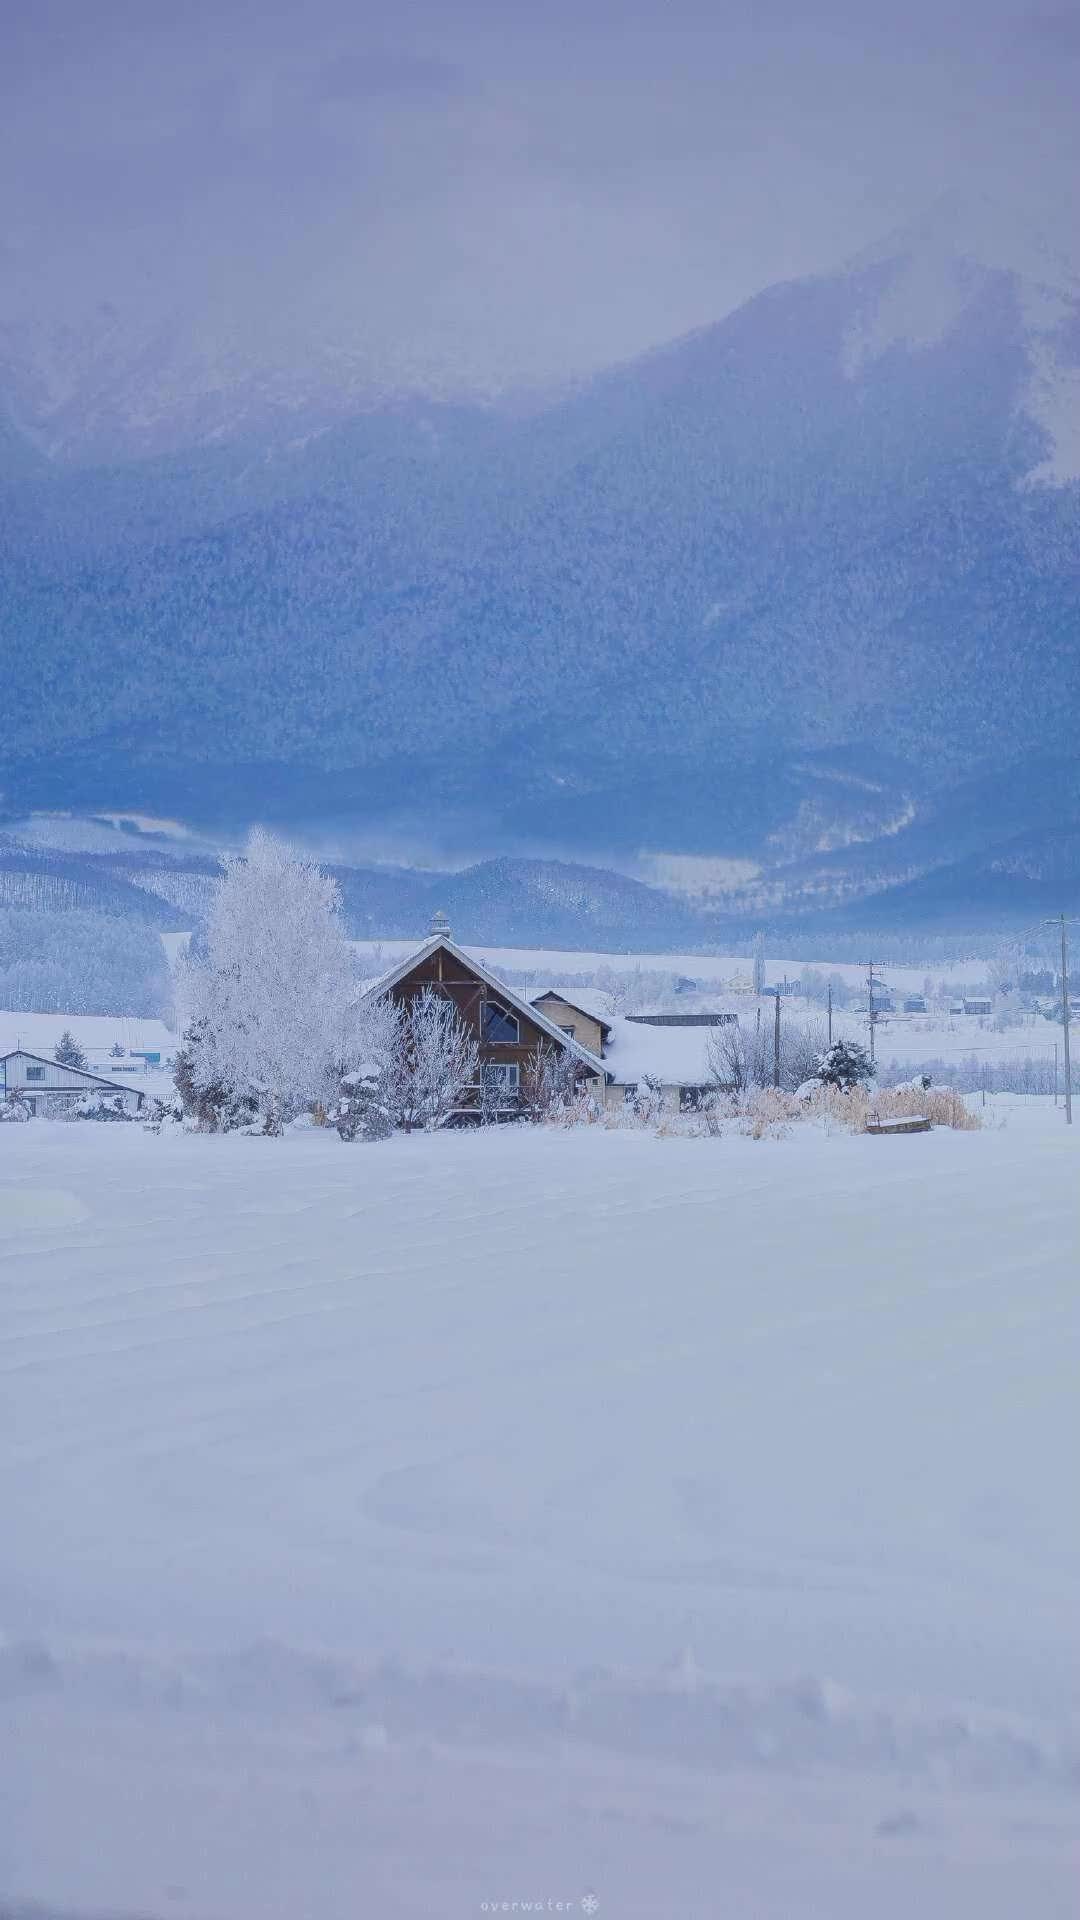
[356,936,606,1074]
[0,1048,146,1098]
[530,987,615,1038]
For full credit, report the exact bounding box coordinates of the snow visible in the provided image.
[601,1014,721,1086]
[0,1009,175,1068]
[2,1113,1079,1917]
[351,938,939,994]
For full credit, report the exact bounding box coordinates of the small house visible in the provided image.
[0,1049,147,1117]
[593,1017,729,1113]
[903,994,928,1014]
[962,997,993,1017]
[528,989,614,1060]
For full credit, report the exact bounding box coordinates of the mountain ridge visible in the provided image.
[3,203,1079,928]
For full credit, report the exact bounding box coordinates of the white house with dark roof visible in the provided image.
[0,1049,148,1117]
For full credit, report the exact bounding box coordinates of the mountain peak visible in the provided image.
[840,193,1080,482]
[848,190,1080,298]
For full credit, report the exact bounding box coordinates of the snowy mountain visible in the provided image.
[2,198,1078,927]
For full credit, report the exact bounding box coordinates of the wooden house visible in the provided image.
[358,923,605,1118]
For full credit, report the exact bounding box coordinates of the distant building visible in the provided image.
[625,1009,737,1029]
[903,994,928,1014]
[0,1049,147,1118]
[962,997,993,1017]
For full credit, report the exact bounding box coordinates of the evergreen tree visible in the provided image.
[816,1040,874,1090]
[54,1030,87,1071]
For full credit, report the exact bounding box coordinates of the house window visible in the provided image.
[482,1062,520,1094]
[482,1001,520,1045]
[559,1024,576,1036]
[679,1085,709,1112]
[26,1065,45,1081]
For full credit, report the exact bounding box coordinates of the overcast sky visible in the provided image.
[3,0,1079,393]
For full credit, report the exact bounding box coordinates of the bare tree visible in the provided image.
[390,990,479,1131]
[520,1043,582,1121]
[707,1013,827,1094]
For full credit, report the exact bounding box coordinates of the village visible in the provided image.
[2,912,1073,1130]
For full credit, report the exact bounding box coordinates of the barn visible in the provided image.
[0,1049,148,1117]
[357,922,605,1119]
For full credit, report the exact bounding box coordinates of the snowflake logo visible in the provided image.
[581,1899,600,1917]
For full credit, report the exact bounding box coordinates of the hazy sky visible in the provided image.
[3,0,1079,396]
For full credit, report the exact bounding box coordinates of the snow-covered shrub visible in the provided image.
[71,1092,134,1122]
[334,1067,394,1142]
[176,830,359,1135]
[816,1040,874,1091]
[0,1093,31,1123]
[630,1074,666,1126]
[333,996,403,1140]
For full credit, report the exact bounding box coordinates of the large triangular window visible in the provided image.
[482,1001,520,1045]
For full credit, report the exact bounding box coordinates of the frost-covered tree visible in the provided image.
[177,830,359,1134]
[520,1043,581,1121]
[708,1014,828,1093]
[332,995,403,1142]
[54,1030,87,1070]
[389,989,479,1132]
[816,1039,874,1090]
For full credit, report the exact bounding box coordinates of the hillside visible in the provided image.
[2,200,1079,923]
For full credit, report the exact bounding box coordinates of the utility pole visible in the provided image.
[827,981,833,1050]
[866,961,877,1071]
[1054,1043,1059,1106]
[773,988,781,1089]
[1046,916,1072,1124]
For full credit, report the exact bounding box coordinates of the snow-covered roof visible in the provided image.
[529,986,616,1031]
[0,1011,175,1061]
[0,1048,148,1097]
[356,937,606,1074]
[601,1016,721,1087]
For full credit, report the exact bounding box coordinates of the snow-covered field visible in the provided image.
[349,937,942,993]
[3,1111,1079,1918]
[0,1010,175,1066]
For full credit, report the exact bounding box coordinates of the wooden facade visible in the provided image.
[363,936,605,1118]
